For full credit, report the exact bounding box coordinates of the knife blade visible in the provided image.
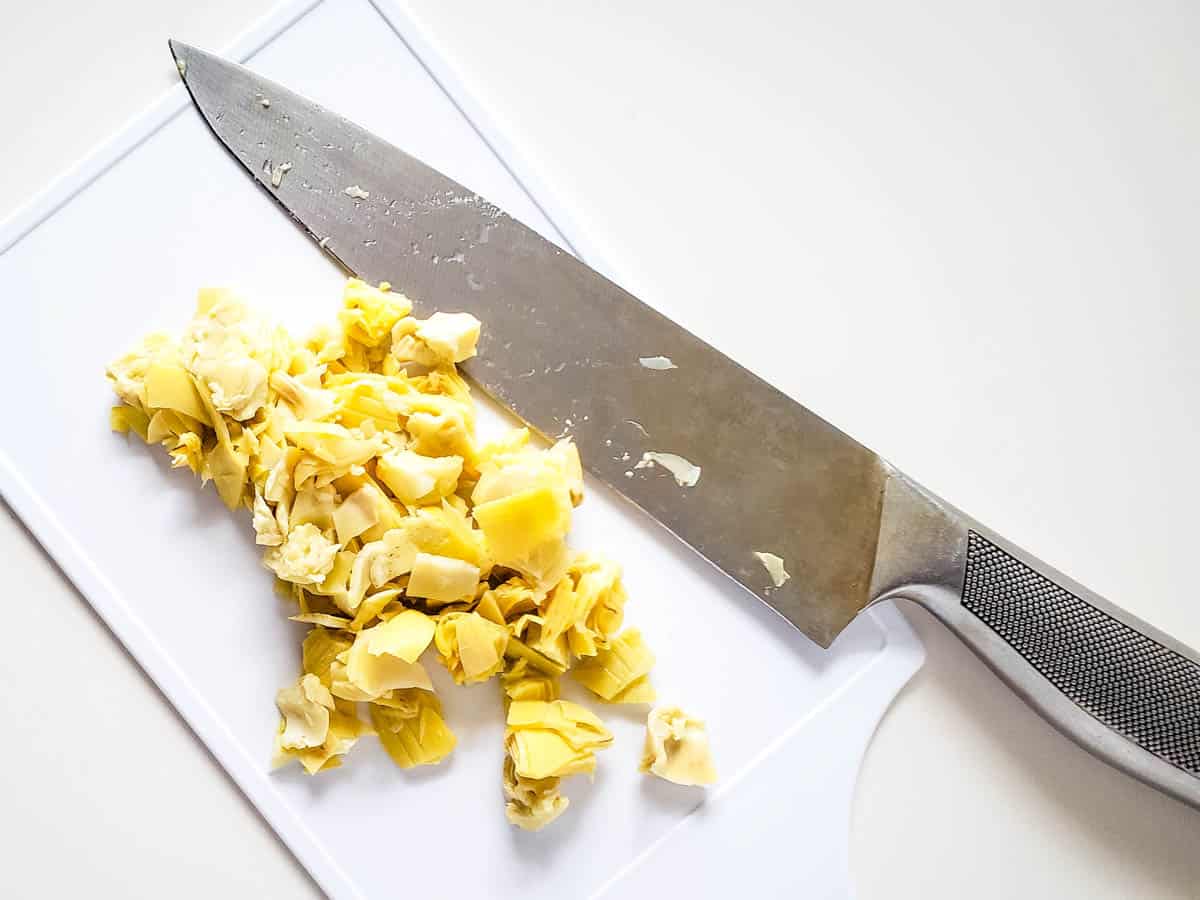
[170,40,1200,809]
[169,39,887,649]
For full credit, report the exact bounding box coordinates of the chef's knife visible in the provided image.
[170,40,1200,809]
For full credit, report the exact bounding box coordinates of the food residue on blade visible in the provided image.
[753,551,790,588]
[259,96,271,108]
[176,59,186,77]
[105,278,715,830]
[318,237,329,249]
[269,161,292,188]
[638,356,676,371]
[344,185,370,200]
[634,452,701,487]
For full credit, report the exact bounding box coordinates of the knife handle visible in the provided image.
[874,478,1200,809]
[919,528,1200,807]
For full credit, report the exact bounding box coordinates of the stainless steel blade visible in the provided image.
[170,40,890,648]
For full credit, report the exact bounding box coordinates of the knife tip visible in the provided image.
[167,38,196,80]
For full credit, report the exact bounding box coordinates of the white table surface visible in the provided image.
[3,1,1199,898]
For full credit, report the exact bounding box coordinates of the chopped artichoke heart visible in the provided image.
[202,414,249,510]
[484,577,539,620]
[407,552,479,605]
[340,278,411,347]
[302,628,353,686]
[349,587,402,632]
[367,609,435,663]
[505,635,569,677]
[503,755,568,831]
[285,422,379,468]
[252,493,284,546]
[610,675,656,704]
[276,673,335,750]
[366,504,488,573]
[290,484,337,531]
[314,549,355,601]
[406,406,474,460]
[263,523,340,585]
[332,486,381,544]
[377,449,463,505]
[336,625,433,700]
[435,612,509,684]
[505,700,612,780]
[144,362,209,421]
[412,311,481,364]
[571,628,655,703]
[502,659,559,703]
[640,706,718,786]
[370,692,456,768]
[182,291,276,421]
[348,528,420,608]
[270,369,336,420]
[474,487,568,564]
[284,699,369,774]
[472,438,580,507]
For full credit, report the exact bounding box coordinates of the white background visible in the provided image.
[2,1,1199,898]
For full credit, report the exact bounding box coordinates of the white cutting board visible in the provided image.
[0,0,922,897]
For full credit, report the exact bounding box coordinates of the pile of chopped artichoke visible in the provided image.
[107,279,714,830]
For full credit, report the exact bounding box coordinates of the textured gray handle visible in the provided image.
[871,473,1200,808]
[961,531,1200,779]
